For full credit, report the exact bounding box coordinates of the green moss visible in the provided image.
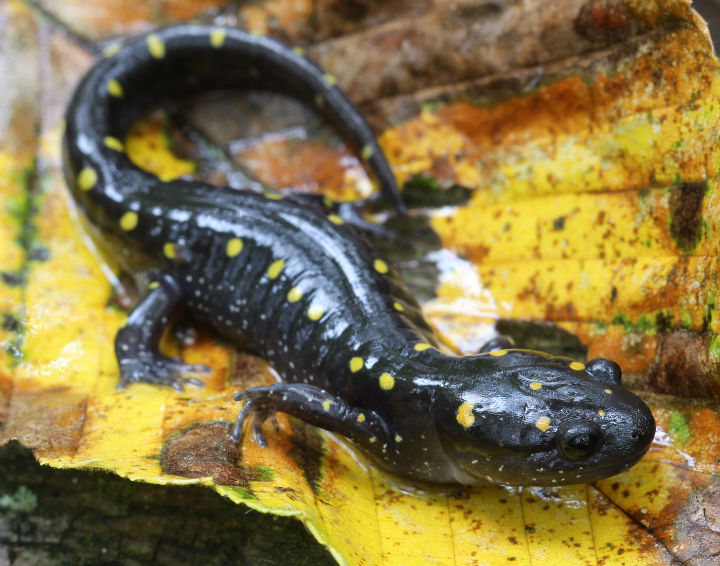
[0,486,38,514]
[256,465,275,482]
[668,412,691,444]
[709,335,720,361]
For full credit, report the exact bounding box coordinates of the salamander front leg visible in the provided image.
[115,275,209,391]
[232,384,389,450]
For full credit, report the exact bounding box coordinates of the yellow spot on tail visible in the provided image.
[103,42,122,57]
[323,73,338,85]
[490,349,508,357]
[210,28,226,48]
[287,287,303,303]
[604,388,613,394]
[148,281,160,289]
[361,144,374,161]
[598,410,606,417]
[265,192,283,200]
[328,214,344,225]
[106,79,123,98]
[395,434,403,443]
[530,382,542,391]
[570,361,585,371]
[146,34,165,59]
[226,238,243,257]
[103,136,124,152]
[456,402,475,429]
[379,372,395,390]
[292,46,306,56]
[414,343,431,352]
[77,167,97,191]
[535,416,551,432]
[349,357,364,373]
[322,399,332,412]
[393,302,404,312]
[374,259,389,274]
[307,304,325,321]
[119,211,138,231]
[267,259,285,279]
[357,413,366,423]
[163,242,176,259]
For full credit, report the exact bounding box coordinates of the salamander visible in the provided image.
[62,25,655,486]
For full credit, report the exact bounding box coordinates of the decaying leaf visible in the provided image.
[2,0,720,565]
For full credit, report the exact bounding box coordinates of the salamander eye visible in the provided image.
[585,358,622,385]
[557,420,601,460]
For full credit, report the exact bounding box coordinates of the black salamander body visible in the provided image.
[63,26,655,486]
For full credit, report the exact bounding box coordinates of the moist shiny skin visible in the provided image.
[63,25,655,486]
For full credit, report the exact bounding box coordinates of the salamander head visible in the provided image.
[435,350,655,485]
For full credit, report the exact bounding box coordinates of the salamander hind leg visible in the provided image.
[232,384,389,450]
[115,275,209,391]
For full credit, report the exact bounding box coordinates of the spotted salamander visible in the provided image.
[63,25,655,486]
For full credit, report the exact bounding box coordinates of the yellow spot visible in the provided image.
[287,287,303,303]
[106,79,123,98]
[328,214,344,225]
[414,343,431,352]
[456,402,475,429]
[604,388,613,394]
[148,281,159,289]
[598,410,606,417]
[369,436,376,443]
[570,361,586,371]
[77,167,97,191]
[530,382,542,391]
[361,144,374,161]
[226,238,243,257]
[323,72,338,85]
[103,136,124,152]
[490,349,508,357]
[374,259,389,274]
[292,46,306,56]
[267,259,285,279]
[535,416,551,432]
[349,357,364,373]
[163,242,176,259]
[379,372,395,390]
[322,399,332,412]
[146,34,165,59]
[395,434,403,443]
[103,42,122,57]
[393,301,404,312]
[357,413,366,423]
[307,304,325,321]
[322,196,334,208]
[210,28,226,48]
[119,211,138,231]
[265,192,283,200]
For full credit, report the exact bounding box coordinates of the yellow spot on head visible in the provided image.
[379,372,395,390]
[604,388,612,394]
[530,382,542,391]
[393,302,404,312]
[349,357,364,373]
[489,349,508,357]
[210,28,226,48]
[106,79,123,98]
[456,402,475,429]
[103,136,124,152]
[535,416,551,432]
[395,434,403,443]
[598,410,606,417]
[267,259,285,279]
[570,361,585,371]
[357,413,366,423]
[287,287,303,303]
[323,72,337,86]
[148,281,160,289]
[77,167,97,191]
[292,46,306,56]
[414,343,431,352]
[307,304,325,321]
[103,42,122,57]
[226,237,243,257]
[119,211,138,231]
[322,399,332,412]
[163,242,176,259]
[361,144,374,161]
[146,34,165,59]
[328,214,344,225]
[265,192,283,200]
[374,259,389,274]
